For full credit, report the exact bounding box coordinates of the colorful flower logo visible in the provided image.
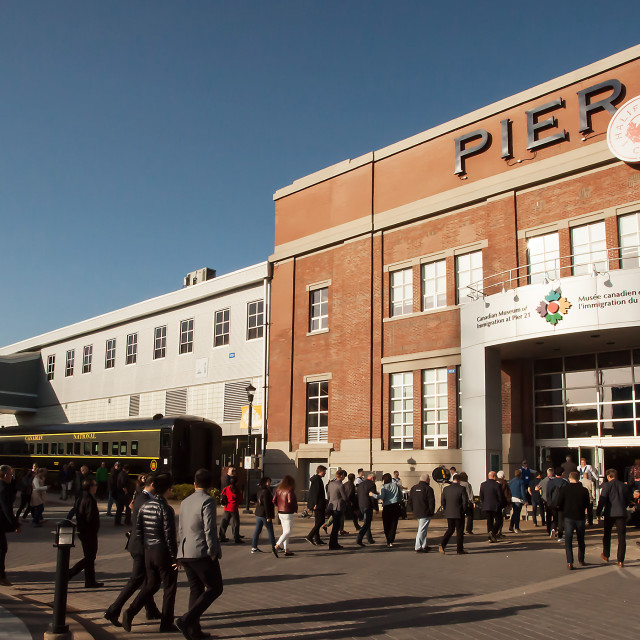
[536,289,571,325]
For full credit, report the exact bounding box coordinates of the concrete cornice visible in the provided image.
[273,44,640,200]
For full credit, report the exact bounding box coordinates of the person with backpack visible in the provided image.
[218,476,243,544]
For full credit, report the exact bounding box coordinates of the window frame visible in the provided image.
[421,259,447,311]
[527,232,560,284]
[309,287,329,332]
[126,332,138,365]
[82,345,93,374]
[455,250,483,305]
[422,367,449,449]
[65,349,75,377]
[154,326,167,360]
[618,211,640,269]
[571,220,607,276]
[389,267,413,317]
[179,319,194,354]
[47,354,56,381]
[306,380,329,443]
[389,371,414,450]
[247,300,264,340]
[214,309,230,347]
[105,338,116,369]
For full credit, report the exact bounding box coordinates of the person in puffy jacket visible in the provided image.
[273,475,298,557]
[218,476,243,543]
[122,473,177,634]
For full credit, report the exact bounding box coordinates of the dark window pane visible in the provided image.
[92,442,99,455]
[535,390,563,406]
[534,358,563,374]
[84,442,90,455]
[161,432,171,448]
[43,443,49,454]
[131,441,138,455]
[566,405,597,421]
[51,443,57,455]
[634,349,640,364]
[534,374,562,390]
[37,443,42,454]
[567,422,598,437]
[320,382,329,395]
[102,442,109,455]
[73,442,80,455]
[112,442,118,455]
[598,350,631,368]
[67,443,73,455]
[307,398,319,413]
[120,442,127,455]
[320,397,329,412]
[536,423,565,439]
[535,407,564,422]
[601,402,634,420]
[565,354,596,371]
[29,444,34,454]
[601,421,634,436]
[319,414,328,427]
[601,386,633,403]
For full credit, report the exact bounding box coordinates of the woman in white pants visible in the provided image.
[273,475,298,557]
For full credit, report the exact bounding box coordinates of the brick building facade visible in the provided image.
[265,45,640,490]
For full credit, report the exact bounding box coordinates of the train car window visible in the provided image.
[112,442,118,456]
[36,443,42,454]
[161,431,171,448]
[131,441,138,455]
[92,442,99,455]
[83,442,91,456]
[67,443,73,455]
[59,443,64,454]
[102,442,109,455]
[0,444,4,454]
[120,441,128,455]
[43,443,49,454]
[51,443,57,455]
[29,444,35,454]
[73,442,80,455]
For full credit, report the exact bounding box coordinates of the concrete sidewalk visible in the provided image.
[1,498,638,639]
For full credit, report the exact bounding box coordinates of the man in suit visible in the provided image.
[355,472,377,547]
[597,468,631,568]
[115,464,132,526]
[107,461,121,517]
[439,474,468,555]
[105,473,162,626]
[176,469,223,640]
[479,471,505,543]
[407,474,435,552]
[305,465,327,546]
[326,470,348,550]
[0,465,20,587]
[557,471,590,570]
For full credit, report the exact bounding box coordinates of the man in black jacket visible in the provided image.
[105,473,161,627]
[123,473,178,633]
[479,471,505,543]
[407,474,435,552]
[305,465,327,546]
[557,471,590,569]
[597,468,631,567]
[107,461,121,517]
[355,473,378,547]
[0,465,20,587]
[115,464,132,527]
[439,475,468,555]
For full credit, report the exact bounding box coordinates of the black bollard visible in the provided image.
[47,520,76,638]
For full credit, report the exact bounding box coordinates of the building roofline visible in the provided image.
[273,43,640,201]
[0,261,269,355]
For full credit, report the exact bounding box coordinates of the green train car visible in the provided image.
[0,415,222,485]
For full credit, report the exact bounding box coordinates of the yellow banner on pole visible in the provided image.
[240,405,263,429]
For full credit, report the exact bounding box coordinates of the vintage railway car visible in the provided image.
[0,415,222,485]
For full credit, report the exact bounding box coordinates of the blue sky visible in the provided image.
[0,2,637,346]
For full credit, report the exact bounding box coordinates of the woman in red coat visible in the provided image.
[218,476,243,543]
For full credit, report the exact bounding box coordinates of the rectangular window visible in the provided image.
[306,380,329,443]
[36,443,42,454]
[131,441,139,456]
[120,441,128,455]
[66,442,73,455]
[571,221,607,276]
[112,442,118,456]
[43,443,49,455]
[58,442,64,453]
[102,442,109,456]
[154,326,167,359]
[92,442,99,455]
[51,443,57,455]
[456,250,483,305]
[179,319,194,354]
[247,300,264,340]
[214,309,230,346]
[105,338,116,369]
[390,372,413,449]
[309,288,329,331]
[528,232,560,284]
[83,441,91,456]
[29,444,34,454]
[82,345,92,374]
[423,367,448,448]
[65,349,75,377]
[47,355,55,381]
[73,442,80,455]
[421,260,446,310]
[126,333,138,365]
[619,212,640,269]
[390,268,413,316]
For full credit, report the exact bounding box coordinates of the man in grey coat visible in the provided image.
[176,469,223,640]
[439,474,469,555]
[326,470,348,550]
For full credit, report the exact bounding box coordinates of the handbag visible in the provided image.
[220,487,228,507]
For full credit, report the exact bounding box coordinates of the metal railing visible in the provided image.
[465,244,640,300]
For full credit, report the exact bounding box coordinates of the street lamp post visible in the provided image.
[45,520,76,640]
[244,383,256,514]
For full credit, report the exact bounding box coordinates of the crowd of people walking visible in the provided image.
[0,455,639,637]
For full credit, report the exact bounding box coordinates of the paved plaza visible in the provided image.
[0,495,638,640]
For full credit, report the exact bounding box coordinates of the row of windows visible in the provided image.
[47,300,264,380]
[23,440,140,457]
[305,367,459,450]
